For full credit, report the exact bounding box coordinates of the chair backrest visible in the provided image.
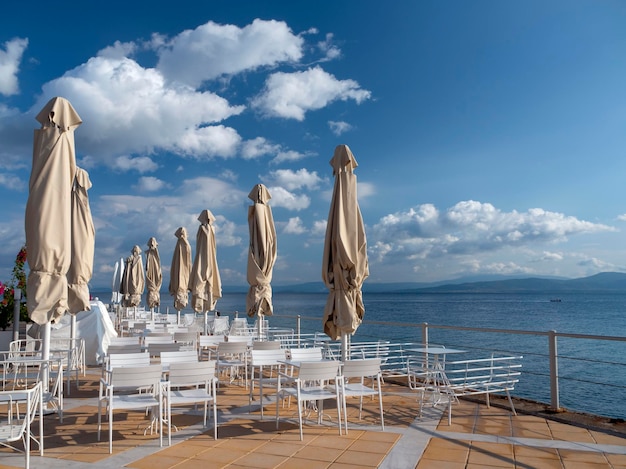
[148,342,181,357]
[212,317,230,335]
[169,360,216,387]
[144,334,174,345]
[110,364,162,391]
[250,349,287,366]
[109,336,141,345]
[225,335,250,344]
[252,340,281,350]
[107,352,150,369]
[297,361,340,382]
[107,343,143,354]
[160,350,198,366]
[341,358,382,379]
[199,335,223,347]
[217,341,248,354]
[0,381,42,440]
[288,347,323,362]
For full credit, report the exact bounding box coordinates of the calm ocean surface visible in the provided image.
[95,290,626,420]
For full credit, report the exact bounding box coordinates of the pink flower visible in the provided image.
[0,281,5,296]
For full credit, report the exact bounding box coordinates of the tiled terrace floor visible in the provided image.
[1,367,626,468]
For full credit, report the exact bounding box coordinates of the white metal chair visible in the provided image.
[339,358,385,432]
[249,349,287,418]
[287,347,324,362]
[166,361,218,443]
[198,335,223,361]
[215,341,248,387]
[275,360,342,440]
[0,381,44,469]
[252,340,282,351]
[160,350,198,373]
[97,364,164,453]
[147,342,181,358]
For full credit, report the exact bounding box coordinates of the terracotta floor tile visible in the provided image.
[346,439,394,454]
[255,441,301,457]
[470,441,514,458]
[357,430,400,443]
[550,430,597,443]
[277,457,332,469]
[193,446,247,463]
[127,454,187,469]
[294,445,344,462]
[421,446,469,463]
[513,444,561,459]
[305,434,354,451]
[334,449,385,467]
[558,449,611,464]
[416,460,467,469]
[233,451,288,468]
[514,456,567,468]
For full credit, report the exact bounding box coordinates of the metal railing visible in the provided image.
[264,313,626,420]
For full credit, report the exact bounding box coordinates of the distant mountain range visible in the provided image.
[221,271,626,294]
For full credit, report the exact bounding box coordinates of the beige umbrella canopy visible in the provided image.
[321,144,369,349]
[145,237,162,309]
[169,227,192,312]
[25,96,81,325]
[126,245,145,307]
[246,184,277,320]
[190,209,222,314]
[120,256,132,307]
[67,167,95,314]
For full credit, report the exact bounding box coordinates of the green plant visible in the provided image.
[0,246,28,330]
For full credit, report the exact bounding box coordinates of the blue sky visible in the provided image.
[1,1,626,289]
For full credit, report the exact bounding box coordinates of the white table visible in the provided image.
[408,347,466,402]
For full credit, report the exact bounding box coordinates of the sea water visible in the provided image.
[95,290,626,420]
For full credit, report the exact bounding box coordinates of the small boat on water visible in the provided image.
[550,298,562,302]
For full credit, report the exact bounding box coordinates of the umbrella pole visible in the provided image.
[71,314,77,342]
[42,322,51,401]
[341,333,349,362]
[257,315,263,341]
[204,311,208,335]
[177,310,181,326]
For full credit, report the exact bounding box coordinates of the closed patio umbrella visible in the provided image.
[111,257,124,305]
[26,96,80,326]
[246,184,277,339]
[190,209,222,334]
[25,96,81,393]
[169,227,192,324]
[321,144,369,361]
[67,167,95,315]
[126,245,145,308]
[145,237,162,313]
[120,255,132,307]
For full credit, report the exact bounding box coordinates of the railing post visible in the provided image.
[297,315,301,347]
[421,322,429,346]
[549,330,560,411]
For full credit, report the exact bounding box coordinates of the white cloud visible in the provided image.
[267,186,310,211]
[0,38,28,96]
[371,200,616,264]
[113,155,158,173]
[252,66,371,120]
[263,168,322,191]
[317,33,341,61]
[272,150,311,164]
[617,214,626,222]
[31,56,245,161]
[0,173,25,191]
[135,176,169,192]
[283,217,306,234]
[241,137,281,160]
[312,219,327,236]
[357,181,376,198]
[328,120,352,135]
[156,19,304,87]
